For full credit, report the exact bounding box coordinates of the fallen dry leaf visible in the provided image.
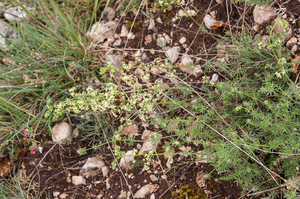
[211,21,231,30]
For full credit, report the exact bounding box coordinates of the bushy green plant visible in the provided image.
[199,30,300,196]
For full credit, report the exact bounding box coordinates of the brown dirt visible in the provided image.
[22,134,242,199]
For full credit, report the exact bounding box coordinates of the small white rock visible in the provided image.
[134,184,158,198]
[286,37,297,48]
[165,46,181,64]
[291,45,297,53]
[253,5,277,25]
[193,67,204,77]
[203,14,218,30]
[120,25,129,37]
[106,54,122,68]
[53,192,60,197]
[80,157,105,178]
[59,193,68,199]
[127,32,135,40]
[86,20,117,44]
[101,166,109,177]
[0,20,19,51]
[210,11,217,19]
[38,146,43,154]
[164,34,172,44]
[137,143,142,149]
[113,39,122,47]
[145,35,153,44]
[178,10,187,17]
[141,53,147,61]
[272,18,292,39]
[157,36,167,48]
[211,74,219,84]
[282,14,287,19]
[180,54,193,67]
[72,176,86,185]
[119,124,138,137]
[150,193,155,199]
[150,175,158,182]
[148,18,155,30]
[119,150,134,169]
[150,49,155,54]
[106,178,110,189]
[179,37,186,44]
[252,24,260,32]
[156,17,162,24]
[52,122,72,144]
[133,50,142,58]
[102,7,116,21]
[4,5,35,23]
[118,190,127,199]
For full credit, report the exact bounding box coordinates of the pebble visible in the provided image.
[211,74,219,84]
[165,34,172,44]
[127,32,135,40]
[179,37,186,44]
[53,192,60,197]
[145,35,153,44]
[59,193,68,199]
[148,18,155,30]
[4,5,35,22]
[102,7,116,21]
[150,193,155,199]
[272,18,293,39]
[286,37,297,48]
[134,184,158,198]
[150,175,158,182]
[113,39,122,47]
[106,54,122,68]
[80,157,106,178]
[156,17,162,24]
[72,176,86,185]
[120,25,129,37]
[157,36,166,48]
[291,45,297,53]
[253,5,276,25]
[52,122,72,144]
[165,46,181,64]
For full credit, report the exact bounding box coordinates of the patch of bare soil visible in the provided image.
[22,133,242,199]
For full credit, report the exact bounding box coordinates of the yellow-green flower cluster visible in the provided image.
[45,83,119,120]
[45,60,162,123]
[144,150,154,171]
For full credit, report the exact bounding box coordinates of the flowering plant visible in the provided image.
[21,129,38,154]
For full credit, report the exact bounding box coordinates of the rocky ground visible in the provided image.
[1,0,300,198]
